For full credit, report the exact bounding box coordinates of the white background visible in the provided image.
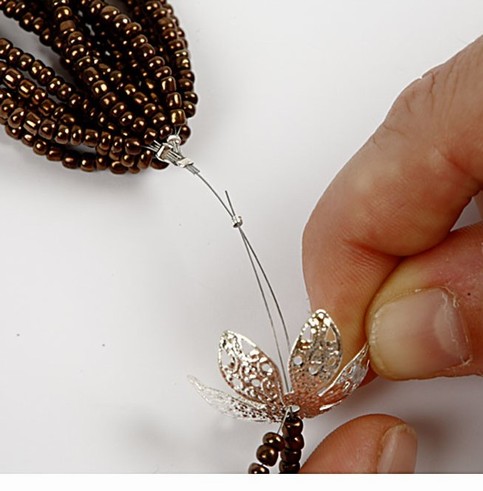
[0,0,481,474]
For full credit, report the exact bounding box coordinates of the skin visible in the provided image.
[299,36,483,472]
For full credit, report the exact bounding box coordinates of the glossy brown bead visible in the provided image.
[256,445,278,467]
[110,161,128,174]
[46,146,63,161]
[80,157,96,172]
[160,76,176,93]
[33,139,48,156]
[125,137,142,156]
[70,125,84,145]
[138,150,153,169]
[280,448,302,464]
[5,126,22,140]
[285,434,304,451]
[54,125,71,145]
[62,152,80,169]
[95,156,109,171]
[3,67,22,89]
[83,128,99,148]
[170,109,186,125]
[183,101,196,118]
[21,133,35,147]
[0,98,15,119]
[248,463,269,474]
[279,461,300,474]
[23,112,41,135]
[262,432,285,451]
[282,416,303,438]
[8,107,26,129]
[39,120,56,140]
[18,79,36,98]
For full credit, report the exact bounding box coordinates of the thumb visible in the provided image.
[300,414,418,473]
[367,222,483,380]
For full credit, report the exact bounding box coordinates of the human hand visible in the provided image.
[300,36,483,473]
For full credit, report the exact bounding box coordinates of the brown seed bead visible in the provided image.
[83,128,99,148]
[54,125,71,145]
[279,461,300,474]
[125,137,142,156]
[80,157,96,172]
[4,67,22,89]
[0,98,15,120]
[8,107,26,129]
[256,445,278,467]
[184,91,198,104]
[96,132,112,155]
[121,153,136,168]
[70,125,84,146]
[131,117,147,134]
[280,448,302,464]
[150,155,169,170]
[178,124,191,143]
[21,133,35,147]
[100,92,117,110]
[46,147,64,162]
[262,432,285,452]
[179,69,195,82]
[183,101,196,118]
[18,79,36,98]
[166,92,182,109]
[170,109,186,126]
[5,126,22,140]
[23,112,42,135]
[39,120,56,140]
[248,463,269,474]
[178,78,194,91]
[285,434,304,451]
[152,112,167,128]
[92,80,109,98]
[282,416,303,438]
[62,152,80,170]
[110,162,128,175]
[160,76,176,93]
[39,99,56,117]
[95,156,109,171]
[18,53,34,71]
[142,128,157,146]
[0,38,12,57]
[138,150,153,170]
[33,139,48,156]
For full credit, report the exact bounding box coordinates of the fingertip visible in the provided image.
[300,414,417,474]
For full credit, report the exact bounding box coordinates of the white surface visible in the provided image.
[0,0,481,474]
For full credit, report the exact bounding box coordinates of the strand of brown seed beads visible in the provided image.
[0,0,304,475]
[0,0,197,174]
[249,413,304,474]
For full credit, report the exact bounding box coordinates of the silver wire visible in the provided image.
[192,171,292,393]
[147,137,292,392]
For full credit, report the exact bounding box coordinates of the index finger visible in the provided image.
[302,37,483,361]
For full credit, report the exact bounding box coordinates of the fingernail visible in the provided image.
[370,288,471,379]
[377,424,418,473]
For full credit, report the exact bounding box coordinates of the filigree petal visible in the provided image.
[285,343,369,418]
[318,343,370,408]
[217,330,285,412]
[288,310,342,398]
[188,376,283,422]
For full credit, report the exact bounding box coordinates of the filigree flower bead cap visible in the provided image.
[189,310,369,422]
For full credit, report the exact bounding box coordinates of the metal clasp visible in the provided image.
[148,135,199,174]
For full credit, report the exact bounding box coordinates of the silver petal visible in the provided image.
[188,376,282,422]
[288,310,342,400]
[217,330,285,413]
[318,343,370,410]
